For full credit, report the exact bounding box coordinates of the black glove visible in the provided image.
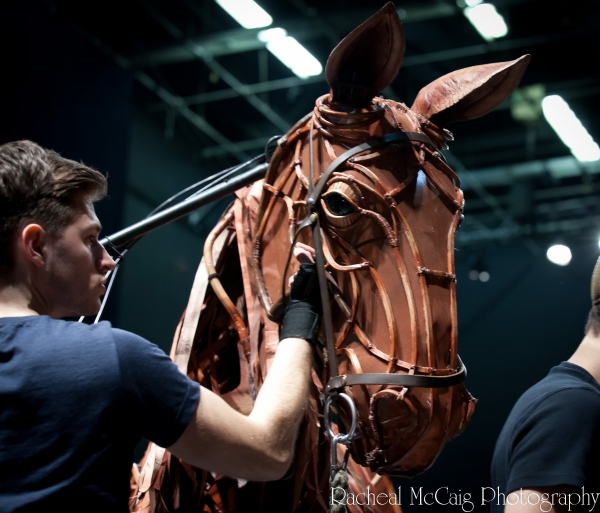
[280,263,323,345]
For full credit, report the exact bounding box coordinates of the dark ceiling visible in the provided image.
[49,0,600,251]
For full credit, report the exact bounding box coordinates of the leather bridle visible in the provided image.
[291,127,467,396]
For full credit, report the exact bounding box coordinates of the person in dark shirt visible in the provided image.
[490,258,600,513]
[0,140,321,512]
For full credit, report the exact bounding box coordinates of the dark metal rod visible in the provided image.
[100,161,269,250]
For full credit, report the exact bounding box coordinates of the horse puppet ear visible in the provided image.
[325,2,405,108]
[411,55,531,127]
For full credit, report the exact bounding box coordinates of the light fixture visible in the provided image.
[546,244,572,266]
[541,95,600,162]
[479,271,490,282]
[257,28,323,79]
[468,256,490,282]
[215,0,272,29]
[463,3,508,41]
[257,27,286,42]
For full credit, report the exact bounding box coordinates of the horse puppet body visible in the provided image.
[130,3,529,512]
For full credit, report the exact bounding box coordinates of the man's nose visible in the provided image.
[98,245,116,274]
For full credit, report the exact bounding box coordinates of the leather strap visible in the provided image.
[325,357,466,395]
[307,131,437,208]
[174,229,230,374]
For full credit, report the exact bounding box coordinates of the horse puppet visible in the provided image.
[130,3,529,512]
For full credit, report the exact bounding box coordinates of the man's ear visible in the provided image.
[21,224,47,267]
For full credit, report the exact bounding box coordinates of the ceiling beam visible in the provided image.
[401,29,589,67]
[457,215,600,245]
[134,71,251,161]
[131,3,461,67]
[465,194,600,225]
[142,31,597,120]
[180,74,325,107]
[64,11,251,162]
[465,182,600,211]
[138,0,290,133]
[459,155,600,191]
[132,23,581,71]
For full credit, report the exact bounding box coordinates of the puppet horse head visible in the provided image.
[252,3,529,476]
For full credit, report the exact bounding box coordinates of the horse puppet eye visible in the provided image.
[321,182,362,229]
[325,194,354,216]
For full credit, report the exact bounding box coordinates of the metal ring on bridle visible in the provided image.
[323,392,358,445]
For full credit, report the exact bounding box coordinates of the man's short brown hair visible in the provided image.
[585,304,600,337]
[0,140,107,272]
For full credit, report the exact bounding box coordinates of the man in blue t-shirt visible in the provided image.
[0,141,322,512]
[490,259,600,513]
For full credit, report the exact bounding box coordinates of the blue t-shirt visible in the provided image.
[490,362,600,513]
[0,316,200,513]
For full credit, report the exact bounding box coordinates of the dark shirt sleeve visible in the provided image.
[506,387,600,494]
[113,329,200,448]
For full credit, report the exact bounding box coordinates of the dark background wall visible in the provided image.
[119,105,232,348]
[0,2,131,321]
[0,2,226,337]
[1,3,598,512]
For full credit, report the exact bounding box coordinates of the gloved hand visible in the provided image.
[280,262,323,345]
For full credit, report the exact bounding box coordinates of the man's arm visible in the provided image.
[167,336,313,481]
[167,253,321,481]
[505,486,581,513]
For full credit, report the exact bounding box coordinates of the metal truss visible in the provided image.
[61,0,600,249]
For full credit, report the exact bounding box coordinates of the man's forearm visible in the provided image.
[249,337,313,465]
[169,259,319,481]
[168,337,313,481]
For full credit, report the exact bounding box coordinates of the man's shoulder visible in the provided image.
[5,316,151,343]
[504,362,600,434]
[0,315,114,344]
[0,316,159,364]
[491,363,600,499]
[519,362,600,407]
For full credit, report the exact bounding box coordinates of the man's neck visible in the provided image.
[568,333,600,384]
[0,282,40,318]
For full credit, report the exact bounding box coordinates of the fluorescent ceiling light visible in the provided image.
[546,244,572,266]
[465,0,483,5]
[464,3,508,41]
[542,95,600,162]
[258,28,322,79]
[215,0,272,29]
[257,27,286,42]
